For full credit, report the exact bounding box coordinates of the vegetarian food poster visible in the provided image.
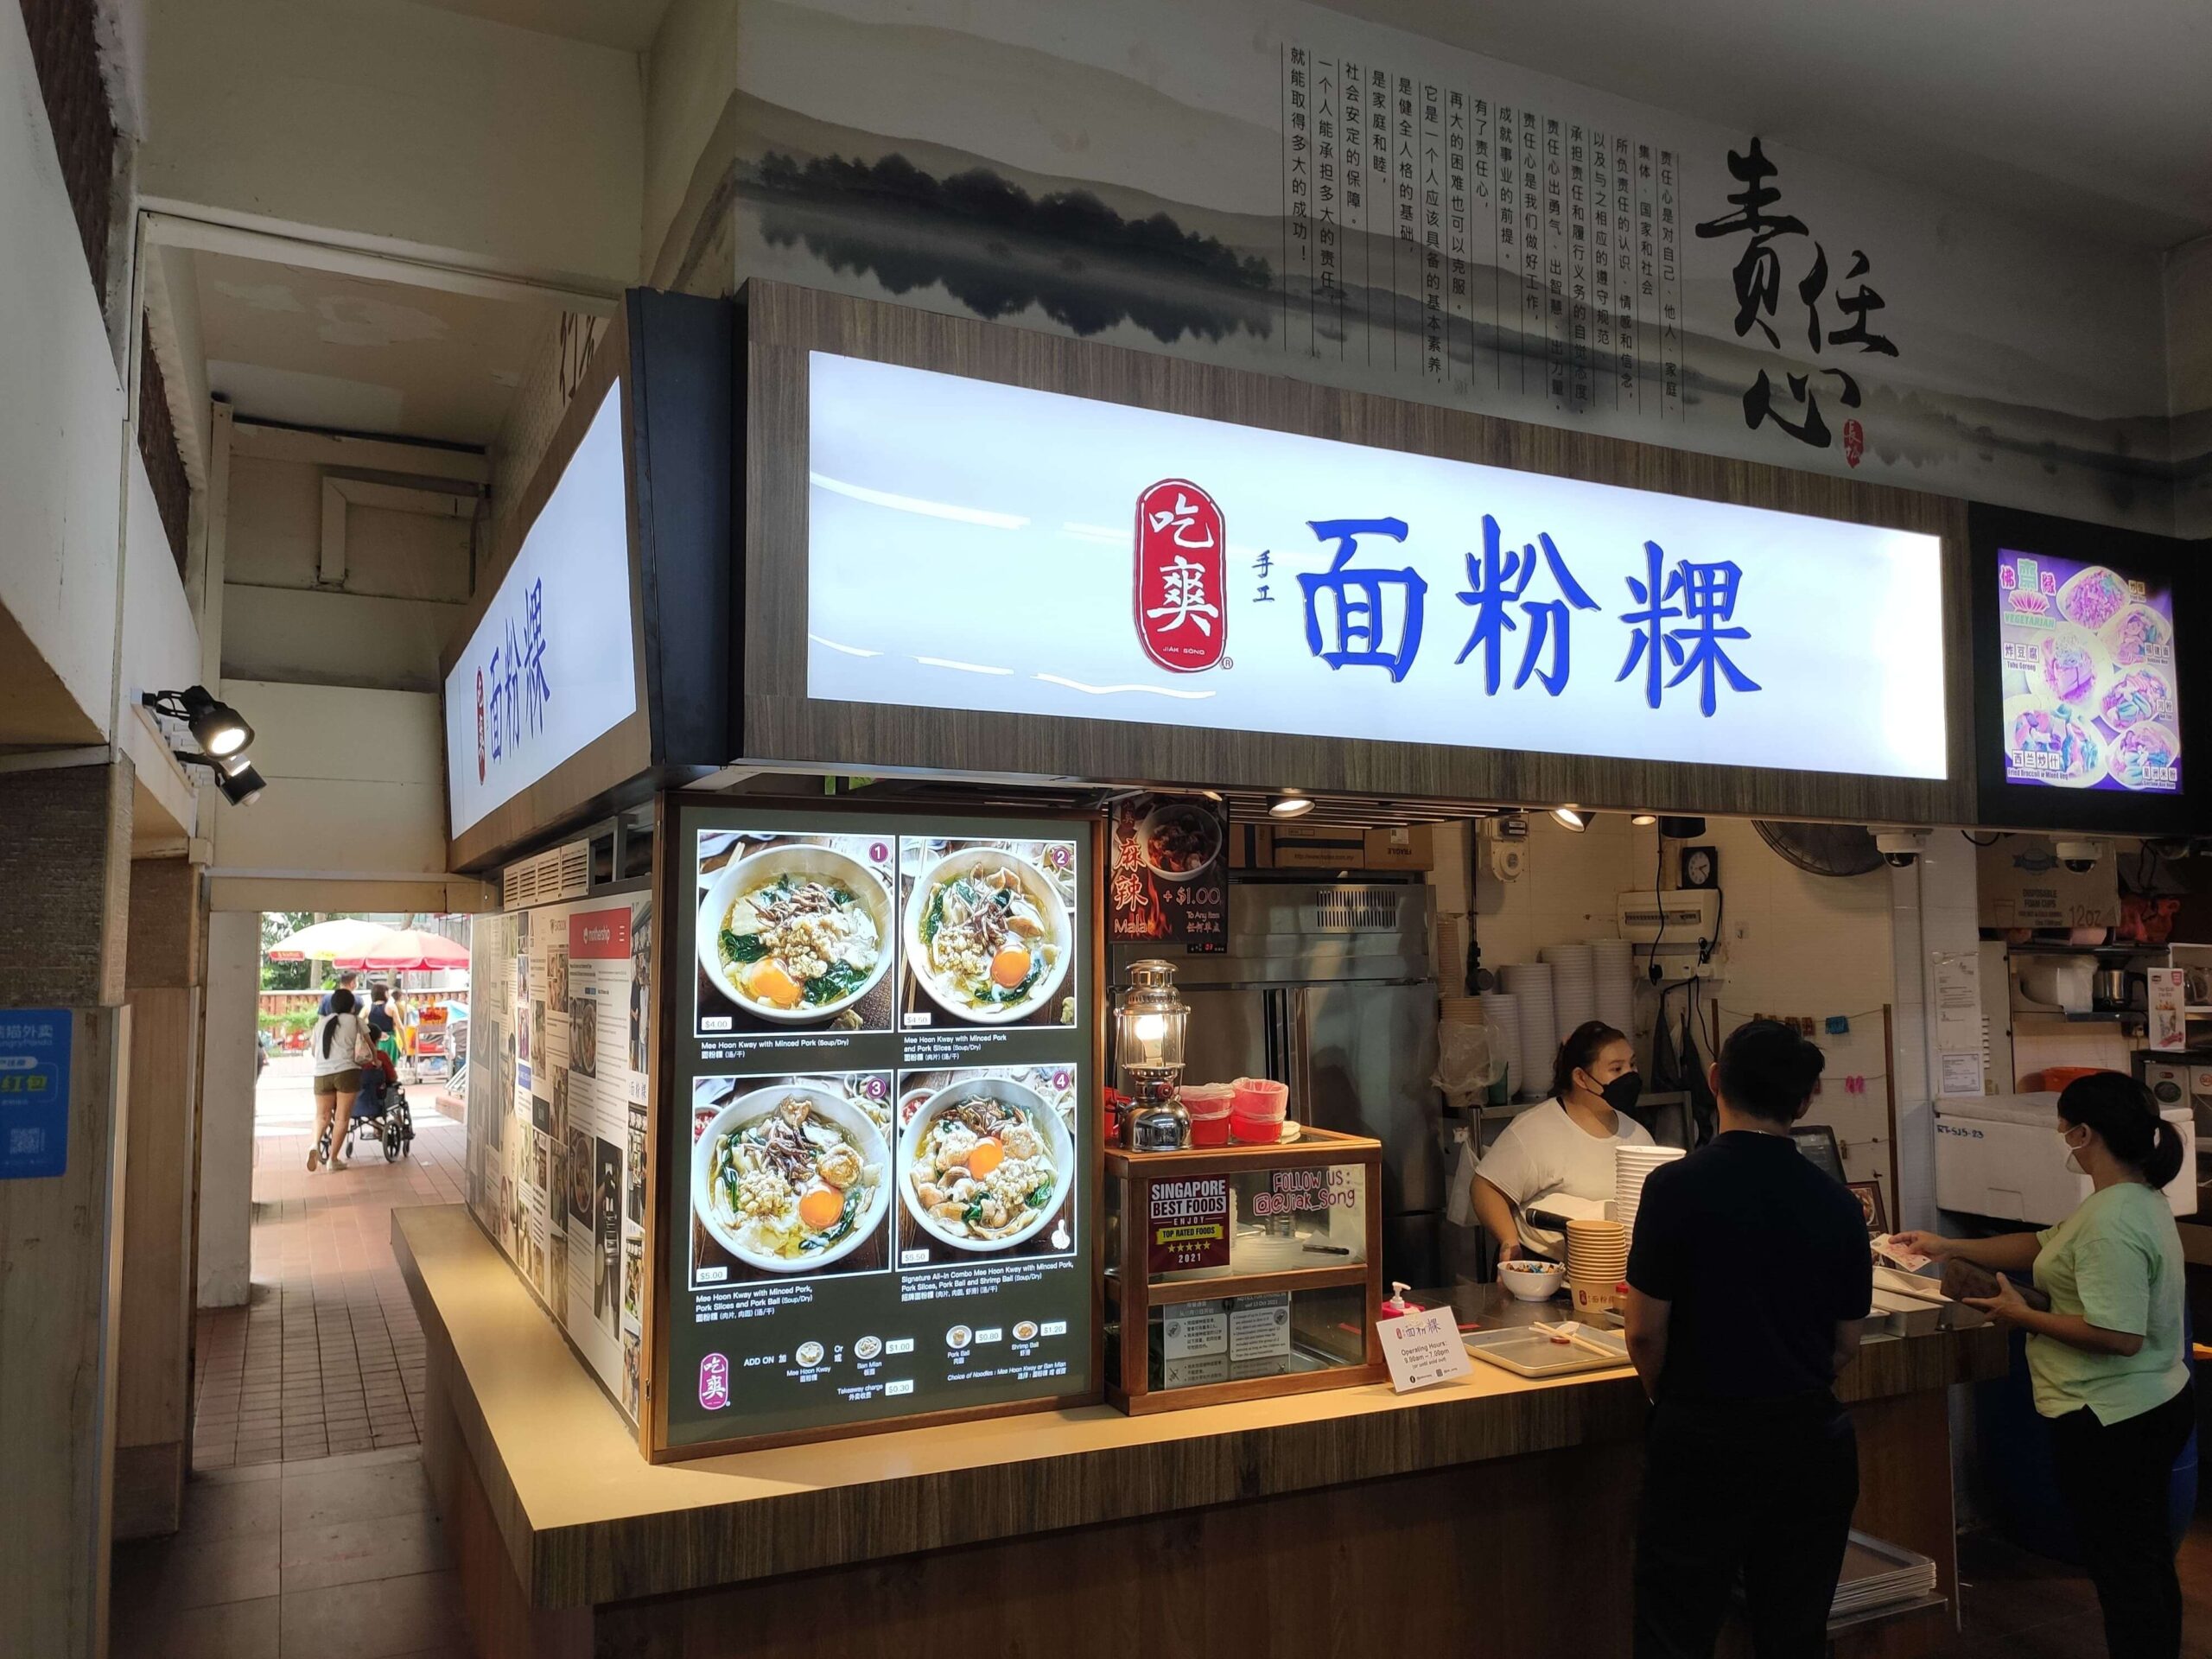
[666,804,1096,1452]
[1998,550,2181,794]
[1109,794,1228,950]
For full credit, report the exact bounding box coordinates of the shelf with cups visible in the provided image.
[1101,1128,1386,1414]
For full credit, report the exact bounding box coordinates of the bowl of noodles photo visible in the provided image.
[1137,803,1223,880]
[2003,694,2103,788]
[696,844,894,1024]
[904,848,1071,1025]
[899,1077,1074,1254]
[693,1082,891,1273]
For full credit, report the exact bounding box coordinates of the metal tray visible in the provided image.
[1463,1325,1630,1377]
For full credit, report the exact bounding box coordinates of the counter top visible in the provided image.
[395,1204,2005,1611]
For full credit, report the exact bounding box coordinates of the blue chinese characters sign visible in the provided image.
[0,1009,71,1179]
[804,353,1948,781]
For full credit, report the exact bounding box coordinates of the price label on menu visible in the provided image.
[1376,1306,1471,1394]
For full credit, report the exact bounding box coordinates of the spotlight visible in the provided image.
[215,750,253,778]
[1552,807,1591,832]
[1630,813,1658,827]
[213,762,264,807]
[1268,791,1315,819]
[142,686,253,758]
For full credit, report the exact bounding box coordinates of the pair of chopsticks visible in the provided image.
[1529,1320,1618,1359]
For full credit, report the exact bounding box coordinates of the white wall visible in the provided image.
[197,911,259,1306]
[119,453,201,711]
[212,679,449,876]
[0,8,127,741]
[139,0,645,289]
[642,0,743,280]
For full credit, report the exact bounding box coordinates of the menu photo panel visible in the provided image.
[660,802,1098,1453]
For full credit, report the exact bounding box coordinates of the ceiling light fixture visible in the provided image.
[1630,813,1658,827]
[1552,806,1591,832]
[213,763,265,807]
[142,686,254,759]
[1268,790,1315,819]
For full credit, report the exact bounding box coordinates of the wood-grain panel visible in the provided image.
[397,1205,2003,1611]
[589,1387,1954,1659]
[0,1008,126,1659]
[741,280,1978,827]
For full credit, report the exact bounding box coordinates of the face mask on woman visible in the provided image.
[1592,1071,1643,1117]
[2058,1123,2090,1176]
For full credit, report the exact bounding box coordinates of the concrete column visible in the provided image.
[198,910,258,1307]
[113,855,207,1538]
[0,756,134,1659]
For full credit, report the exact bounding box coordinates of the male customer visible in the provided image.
[1624,1020,1873,1659]
[319,969,359,1016]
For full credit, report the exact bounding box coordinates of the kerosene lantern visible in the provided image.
[1116,959,1191,1151]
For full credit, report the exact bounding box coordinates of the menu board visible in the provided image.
[1997,549,2182,795]
[465,893,654,1422]
[664,804,1096,1450]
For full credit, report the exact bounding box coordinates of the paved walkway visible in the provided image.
[112,1057,472,1656]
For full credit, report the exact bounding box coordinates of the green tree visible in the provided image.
[260,911,315,990]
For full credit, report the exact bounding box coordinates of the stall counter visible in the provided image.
[396,1205,2004,1659]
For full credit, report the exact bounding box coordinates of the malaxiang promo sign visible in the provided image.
[444,383,638,837]
[805,352,1948,779]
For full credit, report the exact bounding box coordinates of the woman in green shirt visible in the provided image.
[1895,1072,2192,1659]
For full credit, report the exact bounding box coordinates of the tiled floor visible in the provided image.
[112,1059,474,1657]
[1939,1522,2212,1657]
[190,1062,467,1471]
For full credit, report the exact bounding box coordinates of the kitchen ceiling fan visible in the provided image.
[1754,821,1886,879]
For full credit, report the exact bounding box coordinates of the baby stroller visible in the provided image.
[323,1051,416,1163]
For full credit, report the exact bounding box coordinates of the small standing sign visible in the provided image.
[0,1008,71,1179]
[1376,1305,1472,1393]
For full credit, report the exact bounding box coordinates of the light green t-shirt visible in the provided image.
[2030,1180,2189,1426]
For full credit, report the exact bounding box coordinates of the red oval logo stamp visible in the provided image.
[1135,480,1226,672]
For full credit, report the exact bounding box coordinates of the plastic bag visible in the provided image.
[1432,1020,1499,1109]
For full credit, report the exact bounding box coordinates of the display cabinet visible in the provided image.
[1103,1128,1385,1413]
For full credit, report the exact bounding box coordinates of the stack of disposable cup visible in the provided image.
[1499,964,1556,1099]
[1476,991,1521,1103]
[1590,938,1637,1034]
[1541,943,1596,1046]
[1615,1144,1686,1241]
[1564,1217,1630,1313]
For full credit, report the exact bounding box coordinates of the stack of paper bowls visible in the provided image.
[1565,1218,1630,1311]
[1477,991,1522,1102]
[1590,938,1637,1034]
[1615,1145,1685,1241]
[1499,963,1556,1099]
[1541,943,1596,1046]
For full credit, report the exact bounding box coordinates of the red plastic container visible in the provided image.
[1189,1113,1233,1147]
[1230,1111,1286,1144]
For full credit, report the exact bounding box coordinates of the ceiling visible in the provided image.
[399,0,675,53]
[190,251,561,446]
[1327,0,2212,247]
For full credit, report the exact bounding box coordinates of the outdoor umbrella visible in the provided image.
[264,918,391,961]
[335,928,471,973]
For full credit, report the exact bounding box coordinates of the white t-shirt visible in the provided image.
[1474,1097,1653,1258]
[311,1013,362,1077]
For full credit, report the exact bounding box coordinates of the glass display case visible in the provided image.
[1103,1128,1385,1413]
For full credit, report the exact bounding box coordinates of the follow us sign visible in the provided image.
[804,352,1949,781]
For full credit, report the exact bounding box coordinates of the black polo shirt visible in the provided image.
[1625,1130,1873,1403]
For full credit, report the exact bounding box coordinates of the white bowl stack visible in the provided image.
[1476,991,1522,1101]
[1541,943,1596,1046]
[1614,1144,1686,1239]
[1498,964,1556,1099]
[1590,938,1637,1034]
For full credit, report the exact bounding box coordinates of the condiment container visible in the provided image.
[1183,1084,1235,1147]
[1231,1077,1289,1117]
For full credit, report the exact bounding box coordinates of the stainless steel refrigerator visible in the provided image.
[1109,880,1443,1287]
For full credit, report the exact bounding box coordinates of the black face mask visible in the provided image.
[1597,1072,1643,1117]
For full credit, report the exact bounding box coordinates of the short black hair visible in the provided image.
[1716,1020,1826,1123]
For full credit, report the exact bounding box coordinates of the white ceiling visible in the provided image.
[1328,0,2212,247]
[398,0,674,53]
[192,251,561,446]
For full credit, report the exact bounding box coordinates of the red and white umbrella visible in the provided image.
[265,918,391,962]
[333,928,471,973]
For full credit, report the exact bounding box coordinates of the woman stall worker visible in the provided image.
[1893,1072,2192,1659]
[1471,1020,1654,1262]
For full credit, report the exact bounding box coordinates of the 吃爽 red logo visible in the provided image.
[1135,480,1226,673]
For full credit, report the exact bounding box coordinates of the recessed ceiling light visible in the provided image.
[1269,791,1315,819]
[1552,806,1590,832]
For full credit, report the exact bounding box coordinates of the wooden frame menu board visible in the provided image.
[1105,1129,1386,1414]
[646,793,1104,1459]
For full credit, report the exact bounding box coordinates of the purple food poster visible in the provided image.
[1998,550,2180,794]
